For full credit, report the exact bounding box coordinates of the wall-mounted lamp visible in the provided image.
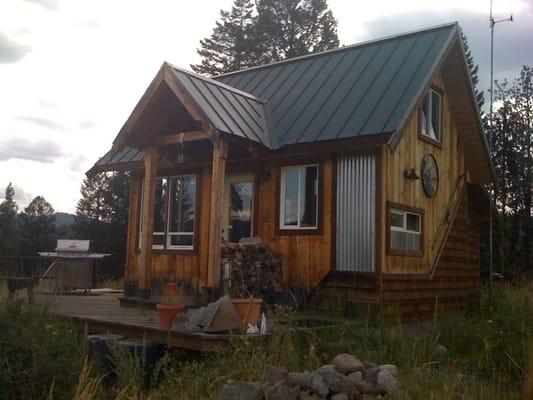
[403,168,420,180]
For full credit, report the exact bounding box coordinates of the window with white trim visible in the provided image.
[390,209,421,253]
[138,175,196,250]
[280,164,318,230]
[420,88,442,142]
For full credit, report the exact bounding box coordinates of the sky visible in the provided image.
[0,0,532,213]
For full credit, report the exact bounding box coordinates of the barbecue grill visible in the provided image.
[39,240,110,292]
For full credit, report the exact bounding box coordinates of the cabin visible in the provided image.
[88,23,492,318]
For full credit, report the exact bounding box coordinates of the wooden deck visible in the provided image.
[36,292,238,352]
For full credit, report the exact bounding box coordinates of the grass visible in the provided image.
[0,280,531,399]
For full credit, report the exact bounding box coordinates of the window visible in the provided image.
[390,208,422,254]
[138,174,197,251]
[280,164,318,230]
[420,88,442,143]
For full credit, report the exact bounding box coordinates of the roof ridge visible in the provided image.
[213,22,458,80]
[165,62,267,103]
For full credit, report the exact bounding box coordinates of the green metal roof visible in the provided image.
[89,23,464,175]
[215,22,457,148]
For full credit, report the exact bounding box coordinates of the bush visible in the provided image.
[0,300,85,399]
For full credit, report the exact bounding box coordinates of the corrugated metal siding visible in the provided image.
[336,154,376,272]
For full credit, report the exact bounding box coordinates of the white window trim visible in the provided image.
[421,88,442,142]
[390,209,421,234]
[138,175,196,251]
[280,164,319,230]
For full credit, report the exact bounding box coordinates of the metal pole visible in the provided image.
[489,0,494,301]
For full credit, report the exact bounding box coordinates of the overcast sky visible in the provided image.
[1,0,532,212]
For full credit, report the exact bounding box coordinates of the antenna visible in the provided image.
[488,0,513,301]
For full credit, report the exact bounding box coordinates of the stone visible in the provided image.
[358,379,377,395]
[434,344,448,356]
[331,394,349,400]
[363,366,380,383]
[287,371,312,389]
[315,365,346,393]
[332,354,365,374]
[310,373,329,398]
[219,381,264,400]
[299,392,321,400]
[363,361,378,369]
[264,384,298,400]
[340,377,362,399]
[262,365,289,385]
[347,371,363,383]
[378,364,399,377]
[376,370,401,394]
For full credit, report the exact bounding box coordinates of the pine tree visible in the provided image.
[19,196,56,255]
[461,29,484,112]
[73,172,130,279]
[191,0,257,75]
[254,0,339,63]
[0,183,19,256]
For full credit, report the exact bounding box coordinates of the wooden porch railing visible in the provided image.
[429,174,467,278]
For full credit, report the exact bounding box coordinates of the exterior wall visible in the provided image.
[383,72,466,273]
[124,155,334,297]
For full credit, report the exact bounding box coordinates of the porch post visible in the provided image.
[138,145,158,299]
[207,137,227,292]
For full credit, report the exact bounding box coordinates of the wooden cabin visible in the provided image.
[88,23,492,318]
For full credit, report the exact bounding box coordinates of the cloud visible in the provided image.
[0,137,64,163]
[78,120,98,129]
[0,32,30,63]
[69,154,87,171]
[24,0,58,11]
[11,185,33,205]
[13,116,66,131]
[356,7,533,109]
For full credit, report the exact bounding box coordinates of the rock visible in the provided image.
[347,371,363,384]
[376,370,401,394]
[315,364,346,393]
[434,344,448,356]
[340,377,361,399]
[331,394,349,400]
[287,371,312,388]
[299,392,322,400]
[363,361,378,369]
[264,384,298,400]
[219,381,264,400]
[358,379,377,395]
[263,365,289,385]
[363,366,380,383]
[310,373,329,398]
[378,364,399,377]
[332,354,365,374]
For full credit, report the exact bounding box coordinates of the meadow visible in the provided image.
[0,280,531,400]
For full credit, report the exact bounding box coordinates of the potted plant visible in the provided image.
[156,281,186,330]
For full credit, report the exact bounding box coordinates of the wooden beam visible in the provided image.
[138,145,158,298]
[135,131,210,148]
[207,138,227,292]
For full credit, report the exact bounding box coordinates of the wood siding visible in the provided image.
[383,72,466,273]
[125,155,334,297]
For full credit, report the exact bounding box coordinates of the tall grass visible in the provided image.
[0,280,531,399]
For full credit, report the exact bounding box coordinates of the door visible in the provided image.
[336,154,376,272]
[223,173,255,243]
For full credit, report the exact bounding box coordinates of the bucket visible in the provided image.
[156,303,185,330]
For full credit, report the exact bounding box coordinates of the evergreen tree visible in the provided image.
[192,0,339,75]
[461,29,484,112]
[19,196,56,255]
[191,0,257,75]
[254,0,339,63]
[489,65,532,277]
[73,172,130,280]
[0,183,19,256]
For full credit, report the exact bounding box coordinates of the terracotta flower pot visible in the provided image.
[156,303,185,330]
[231,298,263,326]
